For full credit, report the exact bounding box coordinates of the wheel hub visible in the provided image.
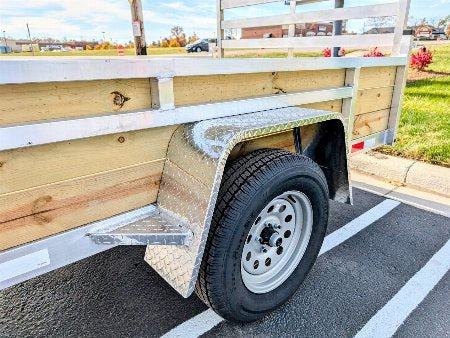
[260,225,283,247]
[241,191,313,294]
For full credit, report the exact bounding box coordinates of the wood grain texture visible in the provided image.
[0,78,152,126]
[229,130,295,160]
[352,109,390,139]
[359,66,397,89]
[356,86,394,116]
[173,69,345,106]
[299,99,343,113]
[0,160,164,251]
[0,126,177,194]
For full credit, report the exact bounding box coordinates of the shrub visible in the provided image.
[161,39,169,48]
[363,47,384,57]
[322,48,331,57]
[85,45,92,50]
[322,47,346,57]
[410,47,433,71]
[169,39,180,47]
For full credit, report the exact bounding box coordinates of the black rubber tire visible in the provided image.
[196,46,202,53]
[195,148,329,322]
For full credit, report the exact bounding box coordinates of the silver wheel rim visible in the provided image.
[241,191,313,294]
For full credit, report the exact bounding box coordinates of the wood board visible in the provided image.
[0,126,177,194]
[0,160,164,251]
[0,78,152,126]
[352,109,390,139]
[173,69,346,106]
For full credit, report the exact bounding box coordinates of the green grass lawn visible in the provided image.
[378,44,450,167]
[0,47,186,57]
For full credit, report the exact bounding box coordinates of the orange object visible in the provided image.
[117,45,125,56]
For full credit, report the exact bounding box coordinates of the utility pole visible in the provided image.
[2,31,7,47]
[333,0,344,57]
[128,0,147,55]
[102,31,106,42]
[26,23,34,56]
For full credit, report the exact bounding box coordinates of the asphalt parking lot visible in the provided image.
[1,188,449,337]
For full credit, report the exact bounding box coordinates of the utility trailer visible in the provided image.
[0,0,411,322]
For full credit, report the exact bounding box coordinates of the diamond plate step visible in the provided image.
[89,205,193,246]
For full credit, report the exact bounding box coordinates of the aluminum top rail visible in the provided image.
[0,55,408,85]
[217,0,411,57]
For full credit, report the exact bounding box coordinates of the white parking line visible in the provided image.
[354,239,450,338]
[161,309,223,338]
[319,199,401,255]
[161,199,401,338]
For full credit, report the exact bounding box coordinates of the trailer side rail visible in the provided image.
[217,0,410,57]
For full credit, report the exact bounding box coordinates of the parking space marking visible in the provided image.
[161,309,223,338]
[319,199,401,255]
[355,239,450,338]
[162,199,401,338]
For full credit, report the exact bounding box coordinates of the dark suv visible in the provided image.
[186,38,217,53]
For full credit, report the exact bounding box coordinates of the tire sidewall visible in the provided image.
[220,162,328,320]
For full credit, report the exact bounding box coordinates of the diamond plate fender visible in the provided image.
[144,107,351,297]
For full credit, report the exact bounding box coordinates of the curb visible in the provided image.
[350,151,450,197]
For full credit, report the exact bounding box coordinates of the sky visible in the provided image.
[1,0,449,43]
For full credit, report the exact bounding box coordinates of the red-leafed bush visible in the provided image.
[410,47,433,71]
[322,47,331,57]
[363,47,385,57]
[322,47,346,57]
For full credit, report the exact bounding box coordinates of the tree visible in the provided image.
[188,32,199,44]
[438,15,450,29]
[101,41,111,49]
[169,39,180,47]
[367,16,395,33]
[408,16,420,29]
[178,33,187,47]
[170,26,184,40]
[419,18,428,27]
[161,39,169,48]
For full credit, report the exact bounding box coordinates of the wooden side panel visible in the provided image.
[356,86,394,116]
[351,67,396,137]
[0,160,164,251]
[173,69,346,106]
[0,79,152,126]
[359,66,396,89]
[0,66,398,250]
[0,126,177,194]
[352,109,390,139]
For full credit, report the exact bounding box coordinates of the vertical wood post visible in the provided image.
[288,0,297,58]
[392,0,411,56]
[333,0,344,57]
[217,0,224,58]
[129,0,147,55]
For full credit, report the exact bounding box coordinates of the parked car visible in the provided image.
[186,38,216,53]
